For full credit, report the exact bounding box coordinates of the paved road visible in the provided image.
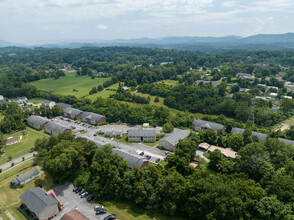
[0,152,36,171]
[196,149,209,162]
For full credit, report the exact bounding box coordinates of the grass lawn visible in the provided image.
[96,200,186,220]
[143,141,159,147]
[29,98,44,104]
[0,160,55,220]
[29,76,111,99]
[131,91,165,107]
[0,128,48,166]
[157,80,180,86]
[87,83,119,100]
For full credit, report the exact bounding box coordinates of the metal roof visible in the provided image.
[19,187,58,215]
[192,119,225,131]
[11,168,39,185]
[231,127,268,142]
[159,128,190,147]
[112,148,148,169]
[128,128,156,137]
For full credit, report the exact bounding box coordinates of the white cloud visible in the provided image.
[222,1,236,7]
[96,24,107,30]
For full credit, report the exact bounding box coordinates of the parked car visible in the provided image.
[94,205,104,211]
[155,158,160,163]
[79,190,86,195]
[104,214,118,220]
[93,134,97,136]
[96,209,107,215]
[87,195,94,201]
[147,156,151,160]
[145,155,149,158]
[76,188,82,194]
[73,186,79,192]
[164,155,170,161]
[81,192,88,198]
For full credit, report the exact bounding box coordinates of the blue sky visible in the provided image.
[0,0,294,44]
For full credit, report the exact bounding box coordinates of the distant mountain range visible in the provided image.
[1,33,294,50]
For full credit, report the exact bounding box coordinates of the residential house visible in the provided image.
[268,86,278,91]
[207,145,238,159]
[112,148,149,169]
[0,95,3,101]
[240,88,250,92]
[63,107,83,119]
[27,115,50,130]
[278,138,294,146]
[82,112,106,125]
[105,130,122,138]
[45,121,71,136]
[189,163,198,168]
[158,128,190,151]
[255,96,267,100]
[257,84,267,88]
[236,73,255,80]
[42,100,56,109]
[57,102,72,109]
[0,100,8,106]
[192,119,225,135]
[197,142,211,151]
[60,210,89,220]
[10,97,28,106]
[269,93,278,98]
[283,96,293,99]
[122,86,129,91]
[271,107,281,112]
[195,80,220,87]
[6,136,20,146]
[19,187,59,220]
[11,168,40,188]
[231,127,268,142]
[128,128,156,142]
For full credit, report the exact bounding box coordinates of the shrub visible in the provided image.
[11,162,14,167]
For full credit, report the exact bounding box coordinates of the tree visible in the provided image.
[89,86,97,95]
[202,129,217,145]
[154,96,159,103]
[52,105,63,117]
[97,84,104,91]
[208,149,223,170]
[228,133,244,151]
[162,122,174,133]
[0,133,5,151]
[243,128,253,145]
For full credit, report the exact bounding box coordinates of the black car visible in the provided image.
[155,158,160,163]
[104,214,117,220]
[87,195,94,201]
[79,190,86,195]
[73,186,79,192]
[96,209,107,215]
[76,188,82,194]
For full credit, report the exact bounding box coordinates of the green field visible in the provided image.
[87,83,119,100]
[0,160,55,220]
[29,76,111,98]
[0,128,48,166]
[29,98,44,104]
[158,80,180,86]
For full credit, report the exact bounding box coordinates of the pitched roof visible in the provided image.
[45,121,70,133]
[19,187,58,215]
[112,148,148,168]
[192,119,225,131]
[60,210,89,220]
[278,138,294,146]
[198,142,210,150]
[27,115,50,127]
[57,102,72,109]
[208,145,238,159]
[64,107,83,116]
[42,100,55,105]
[231,127,268,142]
[82,112,105,121]
[11,168,39,185]
[6,136,20,145]
[159,128,190,147]
[128,128,156,137]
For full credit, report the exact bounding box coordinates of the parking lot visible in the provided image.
[54,182,110,220]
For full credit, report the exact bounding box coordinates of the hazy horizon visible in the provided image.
[1,0,294,44]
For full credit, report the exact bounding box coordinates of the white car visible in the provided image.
[94,205,104,211]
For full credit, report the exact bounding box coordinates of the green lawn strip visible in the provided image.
[29,76,111,98]
[28,98,44,104]
[157,80,180,86]
[95,200,185,220]
[0,161,55,220]
[0,128,47,166]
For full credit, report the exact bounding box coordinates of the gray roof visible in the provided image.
[278,138,294,146]
[231,127,268,142]
[42,100,54,105]
[27,116,50,127]
[0,100,8,105]
[64,107,83,116]
[19,187,58,215]
[57,102,72,109]
[112,148,148,169]
[192,119,225,131]
[128,128,156,137]
[11,168,39,185]
[45,121,70,133]
[159,128,190,147]
[82,112,105,121]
